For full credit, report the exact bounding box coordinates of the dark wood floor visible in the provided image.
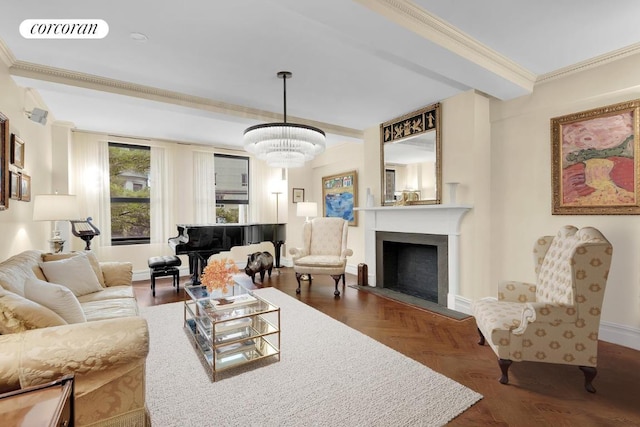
[135,269,640,426]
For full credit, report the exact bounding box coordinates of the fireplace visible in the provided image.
[376,232,448,306]
[356,204,470,310]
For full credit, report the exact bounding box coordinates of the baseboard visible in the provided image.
[599,321,640,351]
[453,295,473,315]
[452,295,640,351]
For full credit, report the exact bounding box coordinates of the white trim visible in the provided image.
[537,42,640,84]
[599,321,640,351]
[453,295,473,315]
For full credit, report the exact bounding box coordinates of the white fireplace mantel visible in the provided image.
[355,204,472,310]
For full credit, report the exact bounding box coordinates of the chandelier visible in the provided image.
[244,71,326,168]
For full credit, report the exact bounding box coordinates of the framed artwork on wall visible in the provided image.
[0,112,9,210]
[20,173,31,202]
[10,134,24,169]
[551,99,640,214]
[292,187,304,203]
[10,172,19,199]
[322,170,358,226]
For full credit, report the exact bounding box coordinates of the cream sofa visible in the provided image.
[0,250,149,426]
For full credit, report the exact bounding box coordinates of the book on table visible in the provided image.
[209,294,258,310]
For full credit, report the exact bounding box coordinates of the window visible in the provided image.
[214,154,249,223]
[109,143,151,245]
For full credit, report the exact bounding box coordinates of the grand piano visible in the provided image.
[168,223,286,284]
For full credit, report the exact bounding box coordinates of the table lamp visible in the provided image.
[296,201,317,222]
[33,194,81,253]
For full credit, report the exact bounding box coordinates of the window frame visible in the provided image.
[108,142,151,246]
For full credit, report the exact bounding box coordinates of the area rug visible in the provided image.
[141,288,482,426]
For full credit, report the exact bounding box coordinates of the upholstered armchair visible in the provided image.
[472,226,613,392]
[289,217,353,296]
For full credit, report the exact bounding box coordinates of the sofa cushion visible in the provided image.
[24,278,87,324]
[40,254,103,297]
[81,298,139,321]
[76,285,135,303]
[0,291,67,333]
[100,262,133,287]
[42,251,105,287]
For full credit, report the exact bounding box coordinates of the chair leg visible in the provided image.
[477,328,485,346]
[295,273,302,294]
[579,366,597,393]
[498,358,512,384]
[331,274,342,296]
[150,273,156,297]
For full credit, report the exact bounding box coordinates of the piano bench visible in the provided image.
[148,256,182,297]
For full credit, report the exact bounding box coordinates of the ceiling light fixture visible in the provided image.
[243,71,326,168]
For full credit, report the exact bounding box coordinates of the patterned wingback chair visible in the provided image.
[289,217,353,296]
[472,226,613,392]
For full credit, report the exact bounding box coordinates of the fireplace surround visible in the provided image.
[357,204,471,310]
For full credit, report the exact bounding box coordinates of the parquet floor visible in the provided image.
[135,269,640,426]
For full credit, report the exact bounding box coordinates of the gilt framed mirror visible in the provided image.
[380,103,441,206]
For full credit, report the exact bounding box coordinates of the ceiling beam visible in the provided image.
[9,59,363,140]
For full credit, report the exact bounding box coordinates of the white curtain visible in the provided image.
[71,135,111,247]
[193,151,216,223]
[150,147,171,243]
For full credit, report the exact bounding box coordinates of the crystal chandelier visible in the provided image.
[244,71,326,168]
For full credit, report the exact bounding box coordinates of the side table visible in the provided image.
[0,374,74,427]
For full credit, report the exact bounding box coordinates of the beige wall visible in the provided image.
[1,50,639,348]
[285,142,366,271]
[0,65,54,258]
[489,53,640,338]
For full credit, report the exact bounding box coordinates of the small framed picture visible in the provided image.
[292,187,304,203]
[19,173,31,202]
[10,134,24,169]
[10,171,19,200]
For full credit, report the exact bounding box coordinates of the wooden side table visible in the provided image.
[0,374,74,427]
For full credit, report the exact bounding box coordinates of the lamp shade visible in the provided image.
[296,201,317,218]
[33,194,80,221]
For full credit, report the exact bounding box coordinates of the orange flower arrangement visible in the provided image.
[200,258,239,293]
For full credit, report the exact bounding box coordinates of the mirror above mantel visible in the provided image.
[380,103,442,206]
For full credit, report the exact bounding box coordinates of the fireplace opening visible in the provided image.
[383,242,438,303]
[376,232,448,306]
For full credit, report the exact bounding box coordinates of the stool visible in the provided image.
[148,256,182,297]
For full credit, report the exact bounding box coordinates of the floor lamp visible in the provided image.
[272,191,283,273]
[296,201,318,280]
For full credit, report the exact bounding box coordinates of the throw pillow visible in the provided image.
[40,253,103,297]
[42,251,106,287]
[0,292,67,334]
[24,278,86,324]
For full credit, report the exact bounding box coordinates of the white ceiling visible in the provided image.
[1,0,640,149]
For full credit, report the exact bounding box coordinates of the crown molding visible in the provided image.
[356,0,536,91]
[537,42,640,84]
[9,60,363,140]
[0,39,16,68]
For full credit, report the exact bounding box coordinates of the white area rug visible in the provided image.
[141,288,482,426]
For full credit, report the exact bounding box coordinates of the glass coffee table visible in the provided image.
[184,282,280,381]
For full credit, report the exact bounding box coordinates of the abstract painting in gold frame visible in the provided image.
[552,99,640,214]
[322,170,358,226]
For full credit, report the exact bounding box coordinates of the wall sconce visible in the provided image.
[25,108,49,125]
